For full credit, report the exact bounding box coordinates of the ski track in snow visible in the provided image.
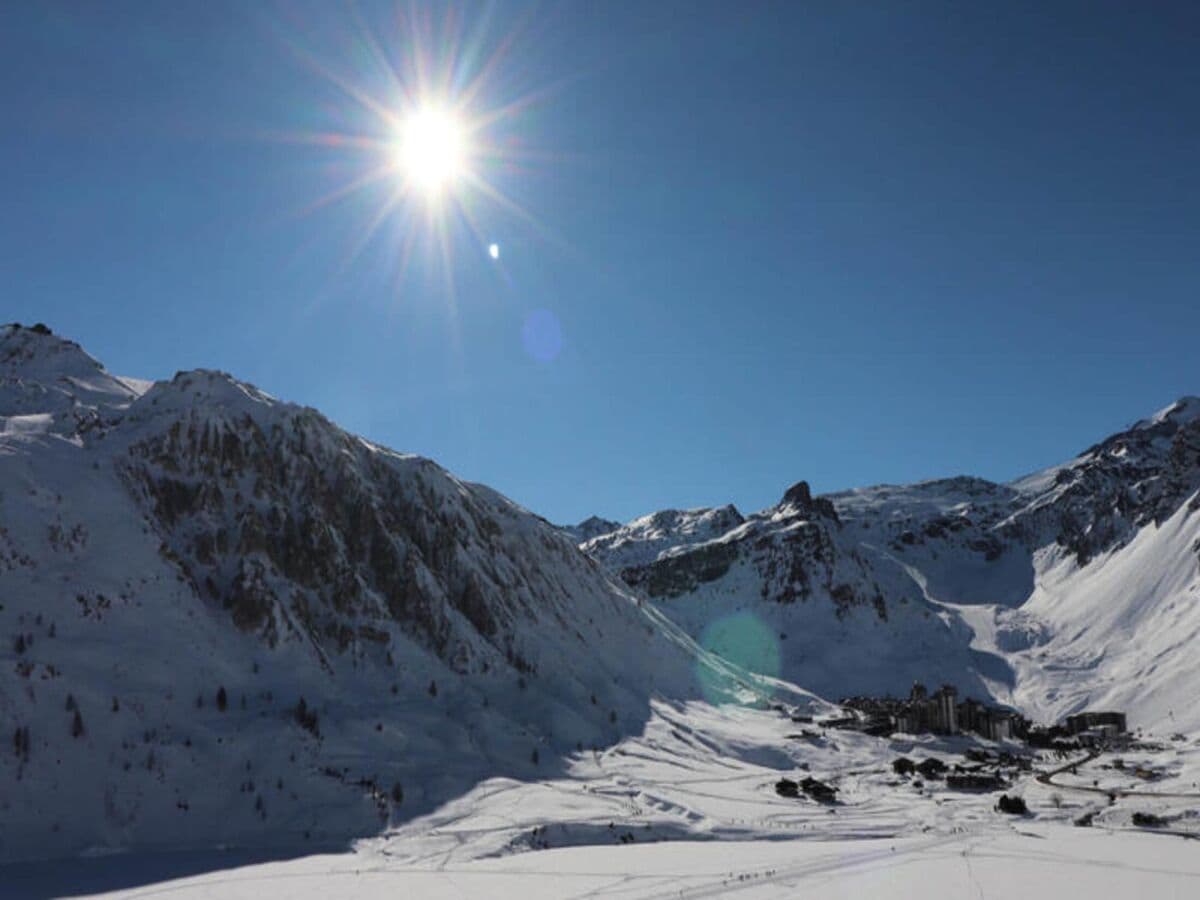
[9,701,1200,898]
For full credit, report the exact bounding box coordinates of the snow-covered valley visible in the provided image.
[578,399,1200,733]
[3,323,1200,897]
[8,702,1200,897]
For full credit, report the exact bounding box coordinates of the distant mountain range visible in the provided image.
[566,394,1200,733]
[3,321,1197,864]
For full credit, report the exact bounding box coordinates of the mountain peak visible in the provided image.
[779,480,839,521]
[1140,395,1200,430]
[563,515,623,543]
[131,368,278,419]
[1,323,149,430]
[1,322,105,380]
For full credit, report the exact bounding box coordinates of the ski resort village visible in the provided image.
[839,683,1128,747]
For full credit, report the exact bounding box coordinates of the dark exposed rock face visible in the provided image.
[612,485,874,615]
[622,540,740,599]
[755,516,843,607]
[615,490,871,612]
[104,370,626,677]
[1033,401,1200,564]
[782,481,813,507]
[119,403,512,665]
[780,481,840,523]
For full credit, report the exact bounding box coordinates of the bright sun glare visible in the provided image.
[395,107,468,196]
[282,10,548,286]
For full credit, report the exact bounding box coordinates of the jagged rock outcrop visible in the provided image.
[779,480,840,522]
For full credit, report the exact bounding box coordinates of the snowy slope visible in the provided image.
[1009,499,1200,728]
[48,827,1196,900]
[10,699,1200,898]
[580,505,746,570]
[580,404,1200,730]
[0,324,807,865]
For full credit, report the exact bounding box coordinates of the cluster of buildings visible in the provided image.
[841,683,1130,747]
[1063,710,1128,746]
[842,683,1027,741]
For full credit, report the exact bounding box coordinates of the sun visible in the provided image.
[393,106,469,197]
[274,7,554,286]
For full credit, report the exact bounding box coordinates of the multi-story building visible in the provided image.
[985,712,1014,740]
[932,685,958,734]
[1064,711,1127,737]
[843,684,1035,742]
[958,698,984,734]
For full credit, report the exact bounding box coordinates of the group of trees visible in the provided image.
[65,694,84,738]
[12,725,31,761]
[996,794,1028,815]
[294,697,320,736]
[196,686,231,711]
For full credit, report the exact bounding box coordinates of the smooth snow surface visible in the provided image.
[13,829,1199,899]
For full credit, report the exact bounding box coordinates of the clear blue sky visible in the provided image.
[3,1,1198,524]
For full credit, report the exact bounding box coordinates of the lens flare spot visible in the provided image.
[697,612,781,704]
[521,309,562,363]
[489,243,500,259]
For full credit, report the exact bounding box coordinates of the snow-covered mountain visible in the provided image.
[4,323,1198,870]
[558,515,622,544]
[0,324,792,864]
[579,400,1200,732]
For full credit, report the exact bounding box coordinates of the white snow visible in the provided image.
[44,828,1193,900]
[8,702,1200,897]
[581,506,745,569]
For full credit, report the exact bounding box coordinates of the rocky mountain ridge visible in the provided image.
[0,324,781,863]
[576,399,1200,727]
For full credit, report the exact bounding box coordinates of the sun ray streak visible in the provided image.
[348,2,405,102]
[472,77,576,130]
[332,187,410,283]
[253,129,387,152]
[284,163,398,222]
[281,32,402,131]
[462,171,577,257]
[458,4,542,110]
